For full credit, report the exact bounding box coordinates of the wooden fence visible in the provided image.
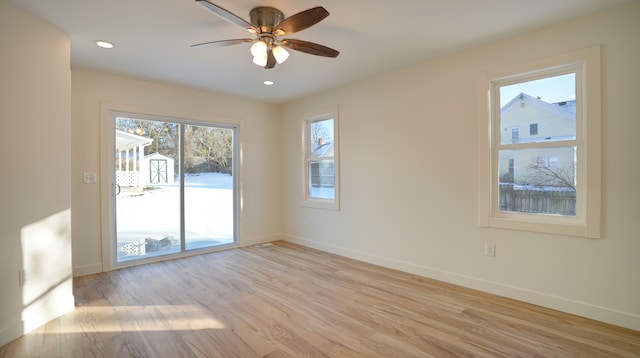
[499,183,575,215]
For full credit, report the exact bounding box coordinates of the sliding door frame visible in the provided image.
[100,102,242,271]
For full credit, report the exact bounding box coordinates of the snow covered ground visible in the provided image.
[309,186,335,199]
[116,172,234,262]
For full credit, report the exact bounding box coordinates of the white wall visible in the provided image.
[71,70,283,275]
[0,2,74,346]
[282,2,640,330]
[4,0,637,343]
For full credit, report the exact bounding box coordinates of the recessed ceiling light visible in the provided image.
[263,80,274,86]
[96,41,114,49]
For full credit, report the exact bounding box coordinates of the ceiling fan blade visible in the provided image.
[196,0,259,34]
[274,7,329,36]
[191,38,254,48]
[280,39,340,58]
[265,48,277,69]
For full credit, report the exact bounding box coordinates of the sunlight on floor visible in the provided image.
[63,305,227,333]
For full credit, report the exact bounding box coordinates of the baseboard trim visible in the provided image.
[73,263,103,277]
[240,233,282,247]
[0,294,75,347]
[283,234,640,331]
[0,321,23,348]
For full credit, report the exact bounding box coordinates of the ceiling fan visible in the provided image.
[192,0,340,69]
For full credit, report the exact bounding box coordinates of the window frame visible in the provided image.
[478,46,601,238]
[302,107,340,210]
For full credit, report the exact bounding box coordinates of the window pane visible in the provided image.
[309,159,334,199]
[310,119,334,158]
[114,118,181,262]
[499,73,576,144]
[498,147,576,216]
[184,124,235,251]
[114,116,237,263]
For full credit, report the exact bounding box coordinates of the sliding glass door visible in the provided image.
[112,114,236,263]
[183,123,235,250]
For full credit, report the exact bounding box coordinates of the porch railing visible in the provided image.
[116,171,139,187]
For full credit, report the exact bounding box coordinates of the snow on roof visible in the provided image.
[116,129,153,151]
[311,141,334,157]
[552,99,576,114]
[501,93,575,120]
[144,152,173,160]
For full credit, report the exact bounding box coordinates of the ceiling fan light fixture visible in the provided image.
[272,45,289,64]
[250,40,267,57]
[253,53,268,67]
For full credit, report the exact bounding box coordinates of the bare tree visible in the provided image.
[184,126,233,173]
[115,117,177,158]
[523,157,575,189]
[116,117,233,174]
[310,122,331,145]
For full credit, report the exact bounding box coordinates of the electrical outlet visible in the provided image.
[485,243,496,257]
[18,268,29,287]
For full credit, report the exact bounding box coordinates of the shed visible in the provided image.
[141,153,175,185]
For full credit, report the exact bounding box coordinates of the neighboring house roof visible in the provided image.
[552,99,576,114]
[116,129,153,151]
[311,141,334,157]
[501,93,575,120]
[500,93,576,144]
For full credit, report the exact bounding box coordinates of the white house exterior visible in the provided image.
[115,130,176,187]
[115,130,153,188]
[309,139,335,188]
[498,93,576,186]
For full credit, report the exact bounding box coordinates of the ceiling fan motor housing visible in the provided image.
[250,7,284,33]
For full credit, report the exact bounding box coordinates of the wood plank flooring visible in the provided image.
[1,241,639,357]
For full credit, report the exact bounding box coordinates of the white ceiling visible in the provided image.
[12,0,631,104]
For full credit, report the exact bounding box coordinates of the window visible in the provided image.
[478,46,601,238]
[303,107,340,210]
[511,127,520,144]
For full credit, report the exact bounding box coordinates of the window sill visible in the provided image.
[482,214,598,238]
[301,198,340,211]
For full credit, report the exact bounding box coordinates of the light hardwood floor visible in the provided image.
[1,241,639,357]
